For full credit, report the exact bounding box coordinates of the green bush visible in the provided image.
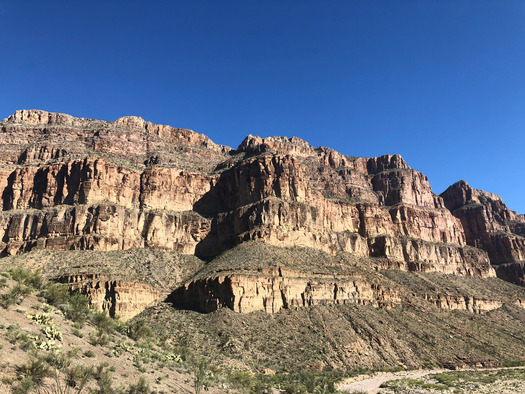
[66,364,93,388]
[90,310,116,334]
[43,283,91,324]
[66,291,91,323]
[8,267,43,290]
[229,370,256,388]
[42,283,70,306]
[11,377,34,394]
[16,358,51,385]
[92,362,117,394]
[126,319,153,341]
[89,330,110,346]
[40,350,69,370]
[0,284,32,308]
[5,324,36,351]
[72,328,84,338]
[128,376,150,393]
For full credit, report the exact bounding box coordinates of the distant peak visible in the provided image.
[451,180,470,188]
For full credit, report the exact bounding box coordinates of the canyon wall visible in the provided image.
[1,109,524,315]
[441,180,525,284]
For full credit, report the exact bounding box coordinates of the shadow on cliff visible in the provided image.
[192,172,225,262]
[192,157,249,262]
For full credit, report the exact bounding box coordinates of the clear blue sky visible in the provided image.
[1,1,524,213]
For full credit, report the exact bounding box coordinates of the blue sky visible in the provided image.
[1,1,524,213]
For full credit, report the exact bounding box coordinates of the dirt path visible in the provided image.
[337,369,446,393]
[336,366,525,393]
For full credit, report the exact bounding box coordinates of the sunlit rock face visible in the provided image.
[3,109,525,315]
[441,180,525,284]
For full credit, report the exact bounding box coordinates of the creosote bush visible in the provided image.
[1,284,32,309]
[42,283,91,324]
[128,376,150,393]
[125,319,153,341]
[15,358,51,386]
[8,267,43,290]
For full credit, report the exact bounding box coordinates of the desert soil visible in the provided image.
[337,368,446,393]
[337,367,525,393]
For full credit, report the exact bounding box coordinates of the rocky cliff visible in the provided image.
[441,180,525,284]
[1,109,524,316]
[59,273,165,320]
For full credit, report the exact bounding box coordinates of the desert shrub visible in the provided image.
[127,376,150,393]
[0,284,32,308]
[89,330,110,346]
[126,319,153,341]
[8,267,43,290]
[90,310,116,334]
[193,361,214,394]
[66,364,93,388]
[43,283,90,324]
[42,282,70,306]
[72,327,84,338]
[92,362,118,394]
[64,291,91,323]
[40,350,70,371]
[5,324,35,351]
[16,358,51,385]
[229,370,256,388]
[11,377,34,394]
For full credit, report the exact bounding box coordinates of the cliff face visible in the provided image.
[441,181,525,284]
[1,110,523,315]
[59,274,164,320]
[171,267,401,314]
[194,136,489,277]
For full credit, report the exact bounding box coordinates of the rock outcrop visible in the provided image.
[171,267,400,314]
[441,181,525,285]
[59,274,164,320]
[421,293,503,314]
[1,109,524,314]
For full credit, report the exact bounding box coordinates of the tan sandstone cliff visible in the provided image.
[1,110,523,316]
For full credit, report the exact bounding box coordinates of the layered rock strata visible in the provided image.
[421,293,503,314]
[2,109,524,314]
[171,268,400,314]
[59,274,165,320]
[441,181,525,284]
[0,111,491,275]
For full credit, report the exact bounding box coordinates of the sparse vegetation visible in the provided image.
[2,253,525,393]
[15,358,51,388]
[1,284,32,309]
[379,368,525,393]
[0,268,206,392]
[127,376,150,393]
